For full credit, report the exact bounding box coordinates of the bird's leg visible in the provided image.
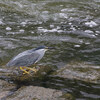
[20,67,30,74]
[22,66,38,73]
[26,67,38,73]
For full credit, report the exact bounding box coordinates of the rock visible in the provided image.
[6,86,65,100]
[61,93,75,100]
[1,62,99,100]
[0,79,16,100]
[53,62,100,83]
[0,65,56,83]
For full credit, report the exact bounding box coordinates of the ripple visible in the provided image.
[74,45,80,48]
[38,28,64,33]
[80,91,100,99]
[6,27,12,31]
[20,22,27,26]
[0,19,4,25]
[84,30,94,34]
[85,21,98,28]
[0,0,100,99]
[80,48,100,53]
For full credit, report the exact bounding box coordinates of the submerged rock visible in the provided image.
[53,62,100,83]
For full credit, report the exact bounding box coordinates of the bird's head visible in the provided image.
[34,46,54,51]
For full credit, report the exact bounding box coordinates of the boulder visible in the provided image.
[0,65,56,83]
[6,86,64,100]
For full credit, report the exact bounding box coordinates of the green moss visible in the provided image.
[61,93,75,100]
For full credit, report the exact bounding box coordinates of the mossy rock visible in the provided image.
[0,65,57,84]
[61,93,75,100]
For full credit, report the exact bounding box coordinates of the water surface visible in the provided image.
[0,0,100,99]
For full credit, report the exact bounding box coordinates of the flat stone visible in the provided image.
[6,86,64,100]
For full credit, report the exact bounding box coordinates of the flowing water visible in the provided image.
[0,0,100,99]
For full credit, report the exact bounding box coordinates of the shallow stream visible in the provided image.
[0,0,100,99]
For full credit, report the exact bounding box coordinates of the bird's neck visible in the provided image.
[35,49,47,55]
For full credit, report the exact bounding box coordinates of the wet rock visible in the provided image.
[6,86,64,100]
[53,62,100,83]
[61,93,75,100]
[0,65,56,83]
[0,79,16,100]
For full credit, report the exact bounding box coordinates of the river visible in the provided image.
[0,0,100,99]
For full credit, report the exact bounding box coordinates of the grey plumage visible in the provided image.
[6,46,48,67]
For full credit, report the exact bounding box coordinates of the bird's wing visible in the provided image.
[26,52,40,65]
[6,52,40,67]
[12,50,32,61]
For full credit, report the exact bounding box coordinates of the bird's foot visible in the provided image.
[20,66,38,75]
[25,67,38,73]
[20,67,30,75]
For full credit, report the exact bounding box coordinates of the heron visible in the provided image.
[6,46,53,74]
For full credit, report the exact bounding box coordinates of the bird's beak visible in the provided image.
[46,47,55,50]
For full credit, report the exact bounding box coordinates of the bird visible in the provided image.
[6,46,53,74]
